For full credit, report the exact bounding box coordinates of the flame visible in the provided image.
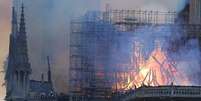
[113,40,190,91]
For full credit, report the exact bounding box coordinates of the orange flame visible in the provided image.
[113,40,190,91]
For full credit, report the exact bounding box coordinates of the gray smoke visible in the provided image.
[10,0,189,93]
[13,0,100,93]
[131,25,201,85]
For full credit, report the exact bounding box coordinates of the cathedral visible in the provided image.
[5,4,56,101]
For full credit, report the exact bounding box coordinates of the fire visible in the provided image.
[113,40,190,91]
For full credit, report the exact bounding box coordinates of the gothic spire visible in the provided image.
[16,3,31,71]
[47,56,53,89]
[11,6,18,36]
[19,3,26,34]
[6,6,18,80]
[5,2,31,100]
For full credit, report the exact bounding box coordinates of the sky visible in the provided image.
[0,0,188,99]
[0,0,11,100]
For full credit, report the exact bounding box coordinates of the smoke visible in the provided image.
[0,0,190,95]
[174,39,201,85]
[115,24,201,86]
[18,0,100,93]
[1,0,101,94]
[101,0,188,12]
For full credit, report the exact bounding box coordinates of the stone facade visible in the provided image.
[123,85,201,101]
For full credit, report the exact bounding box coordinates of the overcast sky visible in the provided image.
[0,0,188,98]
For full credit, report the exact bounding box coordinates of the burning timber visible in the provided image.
[69,5,201,101]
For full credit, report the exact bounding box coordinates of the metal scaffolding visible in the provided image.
[69,13,119,101]
[69,9,201,101]
[103,9,177,31]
